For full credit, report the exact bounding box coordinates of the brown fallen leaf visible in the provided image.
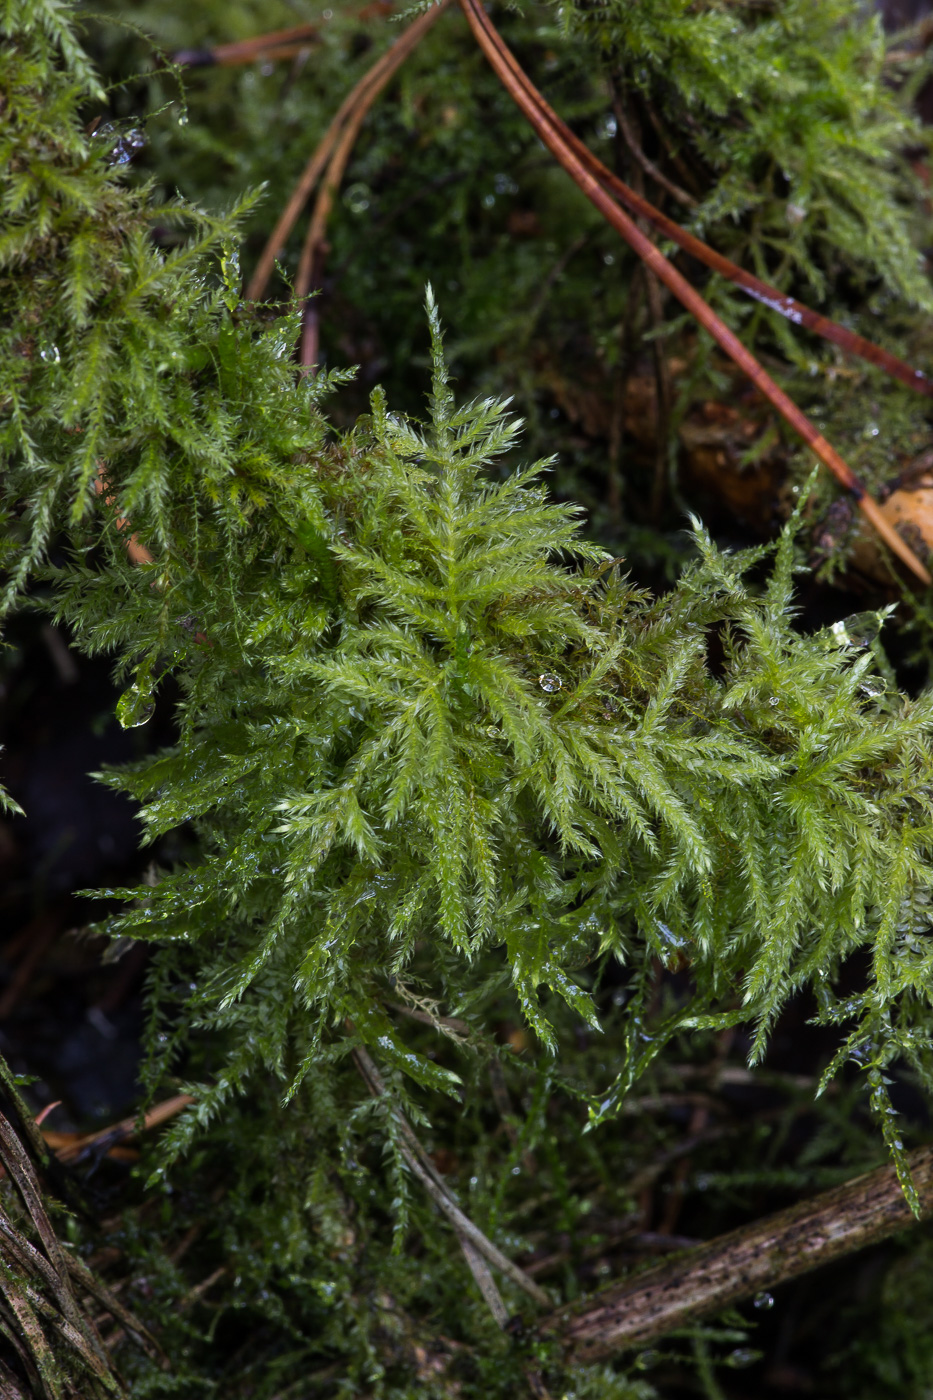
[848,472,933,584]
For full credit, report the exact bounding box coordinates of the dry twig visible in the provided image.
[173,23,321,69]
[544,1144,933,1360]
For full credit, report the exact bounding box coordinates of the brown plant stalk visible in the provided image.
[543,1143,933,1361]
[173,24,321,70]
[350,1041,550,1311]
[246,1,449,306]
[40,1093,195,1166]
[459,0,931,585]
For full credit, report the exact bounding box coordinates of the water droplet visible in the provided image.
[595,113,617,140]
[112,128,146,164]
[116,683,155,728]
[862,421,881,439]
[538,674,562,693]
[343,182,371,215]
[91,121,147,166]
[769,696,779,707]
[482,192,496,208]
[177,111,189,126]
[39,344,60,363]
[860,677,886,699]
[657,921,686,950]
[634,1350,659,1370]
[727,1347,758,1368]
[830,612,883,650]
[753,1291,774,1310]
[259,59,275,76]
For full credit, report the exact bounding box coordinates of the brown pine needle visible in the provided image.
[469,2,933,402]
[41,1094,195,1166]
[459,0,932,586]
[246,0,450,306]
[173,24,321,69]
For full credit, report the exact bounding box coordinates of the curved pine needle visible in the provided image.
[173,23,321,69]
[459,0,932,586]
[246,1,450,305]
[470,4,933,400]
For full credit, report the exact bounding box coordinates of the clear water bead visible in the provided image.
[634,1350,659,1371]
[538,673,562,693]
[859,678,886,699]
[753,1291,775,1310]
[116,684,155,729]
[830,611,883,650]
[343,183,371,215]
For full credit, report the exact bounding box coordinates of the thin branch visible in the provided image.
[543,1143,933,1361]
[246,1,450,305]
[351,1044,551,1310]
[42,1093,194,1166]
[173,24,321,69]
[458,1235,509,1327]
[613,97,697,208]
[458,0,932,586]
[388,1001,472,1041]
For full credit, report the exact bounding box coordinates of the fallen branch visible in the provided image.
[459,0,931,585]
[95,465,153,567]
[543,1143,933,1361]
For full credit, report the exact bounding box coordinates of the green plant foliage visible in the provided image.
[39,278,933,1197]
[7,1,933,1396]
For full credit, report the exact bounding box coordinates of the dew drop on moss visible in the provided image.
[538,673,561,693]
[116,684,155,728]
[754,1290,775,1310]
[344,183,371,214]
[634,1350,659,1370]
[830,612,883,649]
